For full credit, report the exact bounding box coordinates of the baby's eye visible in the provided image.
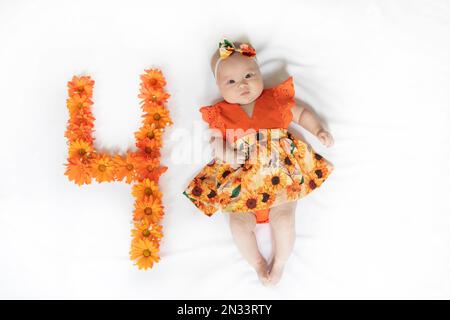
[228,79,235,84]
[245,73,253,79]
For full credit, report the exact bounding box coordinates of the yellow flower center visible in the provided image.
[78,149,86,156]
[144,207,152,215]
[146,131,155,139]
[147,165,153,172]
[126,163,134,170]
[143,249,151,257]
[153,113,161,121]
[98,164,106,172]
[145,146,152,154]
[144,188,153,196]
[151,95,157,102]
[149,78,157,86]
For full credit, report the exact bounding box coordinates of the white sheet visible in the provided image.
[1,0,449,299]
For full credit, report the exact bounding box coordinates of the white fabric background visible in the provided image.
[1,0,449,299]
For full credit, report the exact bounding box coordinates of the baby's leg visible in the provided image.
[228,212,270,286]
[267,200,297,285]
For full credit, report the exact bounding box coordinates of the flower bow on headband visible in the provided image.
[214,38,257,79]
[218,38,257,59]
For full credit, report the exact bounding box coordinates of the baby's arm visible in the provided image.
[291,101,334,147]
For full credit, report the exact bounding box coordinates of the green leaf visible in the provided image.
[224,39,233,47]
[183,191,196,202]
[231,184,241,198]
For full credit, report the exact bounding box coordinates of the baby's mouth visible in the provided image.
[240,91,250,96]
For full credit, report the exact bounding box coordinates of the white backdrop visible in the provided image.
[1,0,449,299]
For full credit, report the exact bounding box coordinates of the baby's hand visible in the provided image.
[316,129,334,147]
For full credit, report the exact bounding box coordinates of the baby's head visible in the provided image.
[211,40,264,105]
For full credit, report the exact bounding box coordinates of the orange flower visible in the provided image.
[112,152,139,183]
[135,141,162,158]
[140,69,166,89]
[133,196,164,223]
[65,122,94,143]
[66,94,93,116]
[131,220,163,244]
[134,156,164,181]
[134,122,163,147]
[68,75,94,97]
[91,154,115,182]
[137,164,168,182]
[130,238,160,270]
[64,157,93,185]
[71,108,96,126]
[64,69,172,270]
[69,139,93,160]
[138,85,170,107]
[132,178,162,201]
[141,104,173,128]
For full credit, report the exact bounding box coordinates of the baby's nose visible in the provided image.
[238,80,249,88]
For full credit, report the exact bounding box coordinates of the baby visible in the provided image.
[208,39,334,286]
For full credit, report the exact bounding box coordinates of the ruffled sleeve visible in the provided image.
[271,76,296,127]
[199,104,226,139]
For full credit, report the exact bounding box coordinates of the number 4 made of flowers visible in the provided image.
[64,69,173,270]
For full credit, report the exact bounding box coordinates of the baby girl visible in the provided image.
[183,38,334,286]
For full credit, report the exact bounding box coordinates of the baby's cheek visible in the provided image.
[222,88,238,103]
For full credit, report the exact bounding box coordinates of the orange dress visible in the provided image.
[182,76,334,223]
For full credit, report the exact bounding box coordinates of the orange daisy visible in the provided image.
[130,238,160,270]
[64,157,93,186]
[140,69,167,89]
[66,94,92,116]
[133,196,164,223]
[132,178,162,201]
[68,75,94,97]
[134,138,163,156]
[71,108,96,126]
[112,152,139,183]
[134,156,159,179]
[69,139,93,160]
[141,104,173,128]
[139,85,170,107]
[131,220,163,244]
[138,165,168,182]
[91,153,115,182]
[137,158,167,181]
[65,122,94,144]
[134,122,163,147]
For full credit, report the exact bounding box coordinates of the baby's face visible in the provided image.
[215,53,264,105]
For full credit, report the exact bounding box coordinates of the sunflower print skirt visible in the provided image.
[182,128,334,223]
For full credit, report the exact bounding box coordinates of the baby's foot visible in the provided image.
[268,259,286,286]
[254,259,270,286]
